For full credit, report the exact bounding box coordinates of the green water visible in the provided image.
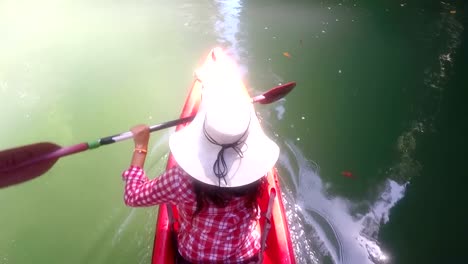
[0,1,466,263]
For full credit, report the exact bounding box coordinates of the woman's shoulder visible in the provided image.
[170,165,193,184]
[166,165,196,200]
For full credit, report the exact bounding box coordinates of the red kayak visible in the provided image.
[151,48,296,264]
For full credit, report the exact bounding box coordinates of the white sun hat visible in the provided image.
[169,58,279,187]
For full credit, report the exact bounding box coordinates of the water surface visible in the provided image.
[1,1,466,263]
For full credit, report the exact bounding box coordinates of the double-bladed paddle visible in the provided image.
[0,82,295,188]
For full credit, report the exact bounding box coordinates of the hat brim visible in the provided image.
[169,104,279,187]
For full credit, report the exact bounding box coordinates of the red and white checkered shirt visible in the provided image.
[122,165,261,263]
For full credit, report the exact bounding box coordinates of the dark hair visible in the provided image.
[192,177,267,218]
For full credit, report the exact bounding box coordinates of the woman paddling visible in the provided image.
[121,68,279,263]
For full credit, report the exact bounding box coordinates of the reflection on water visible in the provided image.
[213,0,247,75]
[417,1,462,133]
[214,0,242,56]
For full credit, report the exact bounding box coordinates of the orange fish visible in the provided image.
[283,52,291,58]
[341,171,354,178]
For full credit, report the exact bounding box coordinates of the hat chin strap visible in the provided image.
[202,117,251,187]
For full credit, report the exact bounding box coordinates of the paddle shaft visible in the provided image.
[92,116,194,149]
[39,116,196,162]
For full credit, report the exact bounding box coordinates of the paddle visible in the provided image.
[251,82,295,104]
[0,82,296,188]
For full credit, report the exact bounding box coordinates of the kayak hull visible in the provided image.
[152,48,296,264]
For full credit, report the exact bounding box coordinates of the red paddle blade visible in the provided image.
[0,142,61,188]
[253,82,296,104]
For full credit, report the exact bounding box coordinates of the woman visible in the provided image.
[121,78,279,263]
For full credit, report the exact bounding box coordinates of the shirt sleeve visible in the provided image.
[121,165,188,207]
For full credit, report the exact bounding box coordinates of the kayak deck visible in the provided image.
[151,48,296,264]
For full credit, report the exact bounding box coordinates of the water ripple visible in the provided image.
[277,139,407,264]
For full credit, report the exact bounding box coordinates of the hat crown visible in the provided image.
[203,88,251,144]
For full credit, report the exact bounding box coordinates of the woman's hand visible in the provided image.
[129,124,150,168]
[131,124,150,149]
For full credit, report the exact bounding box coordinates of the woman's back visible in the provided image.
[177,183,261,263]
[122,165,262,263]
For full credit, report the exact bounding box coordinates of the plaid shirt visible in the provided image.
[122,165,261,263]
